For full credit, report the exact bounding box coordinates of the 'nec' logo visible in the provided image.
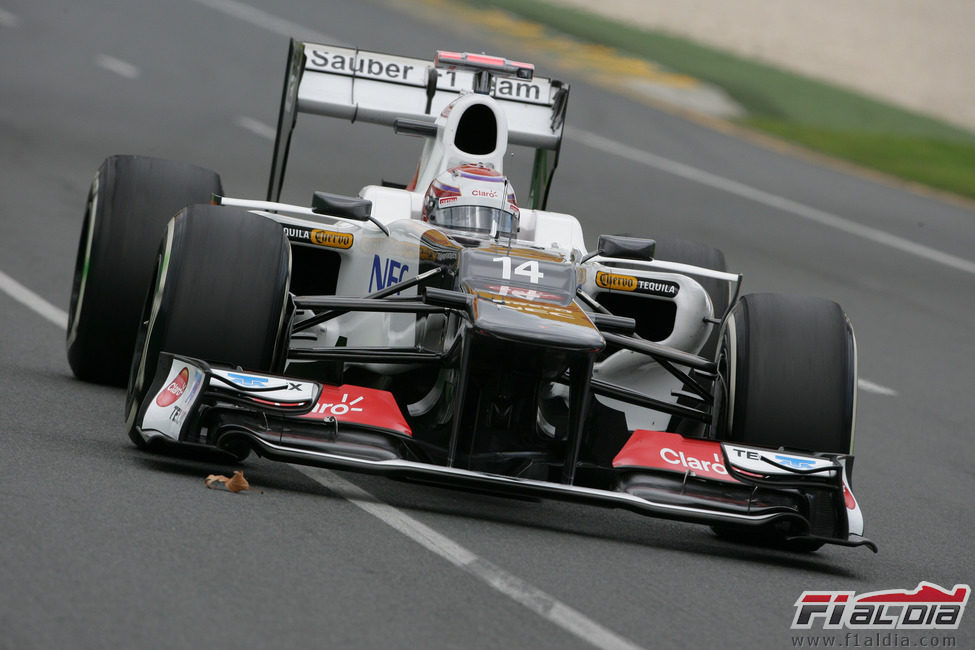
[369,255,409,292]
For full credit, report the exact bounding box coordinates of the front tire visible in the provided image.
[714,293,856,454]
[125,205,293,449]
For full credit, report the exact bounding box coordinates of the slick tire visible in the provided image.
[125,205,292,449]
[714,293,856,454]
[67,155,223,385]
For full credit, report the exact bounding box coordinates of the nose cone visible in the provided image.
[470,292,605,352]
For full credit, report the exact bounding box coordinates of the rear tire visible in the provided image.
[67,155,223,385]
[125,205,292,449]
[653,238,728,359]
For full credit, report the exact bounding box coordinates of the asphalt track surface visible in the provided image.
[1,1,973,648]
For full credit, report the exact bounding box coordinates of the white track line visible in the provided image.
[187,0,347,45]
[570,128,975,277]
[858,378,898,397]
[94,54,140,80]
[295,466,645,650]
[0,271,68,329]
[235,116,276,140]
[0,8,20,28]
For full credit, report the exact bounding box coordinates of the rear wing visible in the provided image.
[267,41,570,208]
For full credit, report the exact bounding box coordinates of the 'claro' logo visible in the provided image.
[156,367,189,407]
[595,271,637,291]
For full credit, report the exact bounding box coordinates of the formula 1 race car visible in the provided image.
[67,42,874,552]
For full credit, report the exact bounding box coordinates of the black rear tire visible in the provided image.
[67,155,223,385]
[125,205,292,448]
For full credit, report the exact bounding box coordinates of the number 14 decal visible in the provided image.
[492,257,545,284]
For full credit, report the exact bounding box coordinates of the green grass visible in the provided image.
[461,0,975,200]
[748,120,975,194]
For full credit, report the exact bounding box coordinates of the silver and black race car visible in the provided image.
[67,43,874,552]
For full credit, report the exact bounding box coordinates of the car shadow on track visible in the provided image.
[132,448,862,577]
[358,481,861,576]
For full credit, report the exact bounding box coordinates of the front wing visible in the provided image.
[135,353,876,552]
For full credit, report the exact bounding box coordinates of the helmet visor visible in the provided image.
[432,205,518,236]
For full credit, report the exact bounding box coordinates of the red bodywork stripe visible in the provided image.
[613,430,738,483]
[298,384,412,436]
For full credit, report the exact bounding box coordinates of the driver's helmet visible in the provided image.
[422,164,519,237]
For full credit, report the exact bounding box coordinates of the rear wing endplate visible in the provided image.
[268,41,569,205]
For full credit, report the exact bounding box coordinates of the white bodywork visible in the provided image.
[230,43,742,431]
[296,44,562,149]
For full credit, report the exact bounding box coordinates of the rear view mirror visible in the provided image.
[594,234,656,261]
[312,192,373,220]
